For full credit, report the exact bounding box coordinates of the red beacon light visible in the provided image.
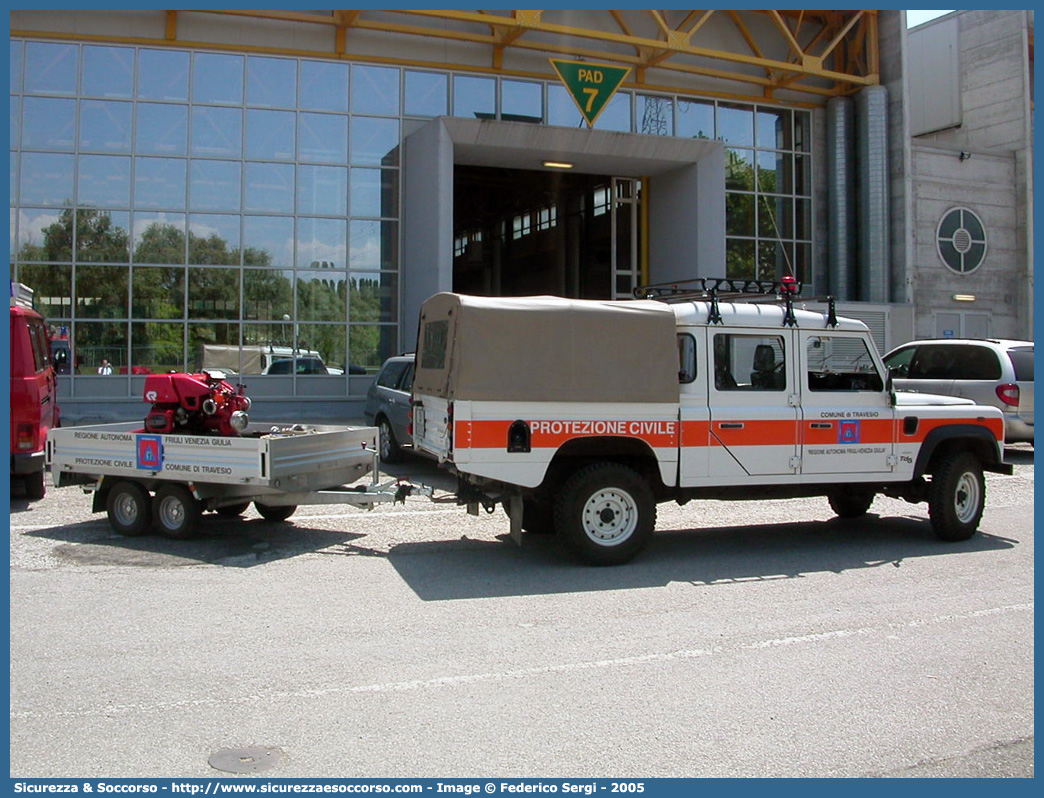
[780,275,799,294]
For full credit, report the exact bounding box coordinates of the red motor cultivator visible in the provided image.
[143,370,251,436]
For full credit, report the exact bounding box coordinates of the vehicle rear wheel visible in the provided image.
[255,502,296,522]
[154,484,202,539]
[24,470,46,501]
[215,501,251,517]
[554,462,655,565]
[827,489,875,519]
[105,481,152,536]
[928,452,985,541]
[377,416,403,463]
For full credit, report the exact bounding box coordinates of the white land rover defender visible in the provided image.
[411,279,1012,565]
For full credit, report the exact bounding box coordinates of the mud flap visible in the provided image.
[506,494,523,547]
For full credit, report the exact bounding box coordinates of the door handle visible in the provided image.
[719,422,744,430]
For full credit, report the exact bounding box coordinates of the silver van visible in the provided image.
[884,339,1033,444]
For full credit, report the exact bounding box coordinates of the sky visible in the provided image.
[906,10,955,27]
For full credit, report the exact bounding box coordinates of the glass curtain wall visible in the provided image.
[11,38,813,396]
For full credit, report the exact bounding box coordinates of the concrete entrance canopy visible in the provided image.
[402,117,725,345]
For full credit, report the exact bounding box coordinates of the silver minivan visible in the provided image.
[363,354,415,462]
[884,339,1034,444]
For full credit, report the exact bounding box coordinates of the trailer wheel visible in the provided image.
[154,484,202,539]
[215,502,251,517]
[554,462,655,566]
[827,489,875,519]
[929,452,985,541]
[255,502,296,522]
[105,481,152,537]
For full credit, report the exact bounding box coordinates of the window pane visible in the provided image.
[725,238,755,279]
[349,272,398,323]
[78,210,130,263]
[350,116,399,166]
[297,323,346,373]
[22,97,76,150]
[637,95,672,136]
[350,169,398,219]
[757,150,789,194]
[296,270,347,322]
[79,100,132,153]
[18,208,71,262]
[11,97,19,151]
[794,111,811,152]
[244,270,293,321]
[349,220,398,271]
[132,321,184,373]
[547,85,582,128]
[298,112,348,163]
[453,75,495,119]
[188,266,240,320]
[24,42,77,95]
[758,196,792,238]
[244,162,294,213]
[138,50,189,102]
[297,164,348,217]
[300,60,349,113]
[191,106,242,158]
[134,157,187,210]
[190,160,241,212]
[757,240,794,281]
[132,213,186,264]
[76,264,128,318]
[677,99,714,139]
[502,80,542,123]
[189,323,240,368]
[192,53,244,105]
[352,65,399,116]
[247,56,297,108]
[243,215,293,267]
[404,70,447,117]
[20,153,74,206]
[10,41,22,93]
[719,103,754,146]
[757,107,792,150]
[725,193,754,237]
[132,265,184,319]
[726,149,755,191]
[296,217,347,270]
[80,320,129,374]
[189,214,241,265]
[593,92,631,131]
[82,45,134,99]
[136,102,188,155]
[18,263,71,319]
[78,155,132,208]
[245,109,295,160]
[349,324,398,370]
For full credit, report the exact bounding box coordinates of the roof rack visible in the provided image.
[10,281,35,310]
[633,276,838,329]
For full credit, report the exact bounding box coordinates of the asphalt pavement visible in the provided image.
[8,445,1034,779]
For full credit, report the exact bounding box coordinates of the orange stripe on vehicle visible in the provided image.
[456,419,679,450]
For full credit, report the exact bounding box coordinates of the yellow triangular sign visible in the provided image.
[550,59,631,127]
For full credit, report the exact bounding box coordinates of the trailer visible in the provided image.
[47,421,429,539]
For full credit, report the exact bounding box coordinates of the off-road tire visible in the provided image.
[928,452,985,542]
[827,489,875,519]
[105,480,152,537]
[554,462,655,566]
[154,483,202,539]
[255,502,297,522]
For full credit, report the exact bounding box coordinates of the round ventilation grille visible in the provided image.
[936,207,987,274]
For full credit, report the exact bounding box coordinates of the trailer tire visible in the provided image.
[255,502,296,522]
[554,462,655,566]
[215,502,251,517]
[929,452,985,542]
[106,481,152,537]
[154,484,202,539]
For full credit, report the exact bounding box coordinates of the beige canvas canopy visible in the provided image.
[413,293,680,403]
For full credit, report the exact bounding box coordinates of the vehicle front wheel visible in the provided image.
[255,502,296,522]
[105,481,152,536]
[827,489,875,519]
[928,452,985,541]
[554,462,655,565]
[154,484,202,539]
[377,416,404,463]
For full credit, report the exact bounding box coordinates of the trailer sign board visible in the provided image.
[549,58,631,127]
[137,434,163,470]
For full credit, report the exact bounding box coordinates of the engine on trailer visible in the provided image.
[143,370,251,436]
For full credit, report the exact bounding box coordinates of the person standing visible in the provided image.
[97,359,113,375]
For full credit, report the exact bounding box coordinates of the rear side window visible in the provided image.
[26,318,50,373]
[907,344,1001,380]
[1007,347,1034,381]
[420,320,448,370]
[377,360,410,389]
